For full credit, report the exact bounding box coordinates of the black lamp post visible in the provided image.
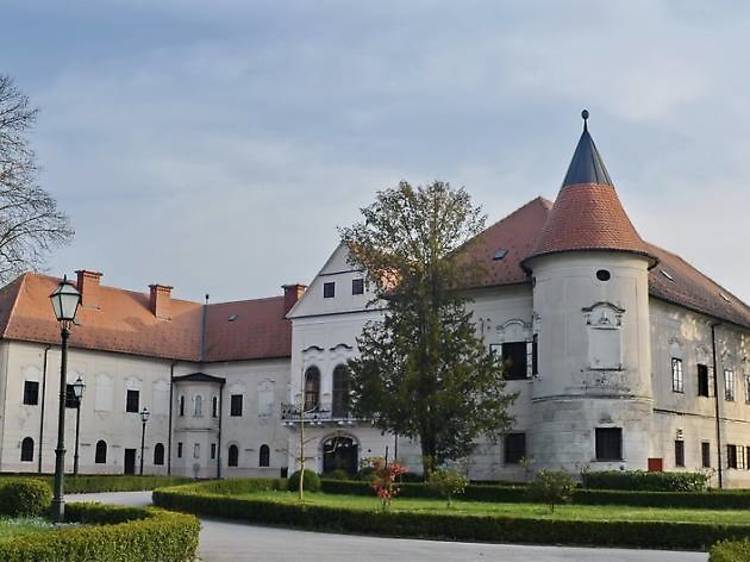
[72,376,86,475]
[49,276,81,522]
[139,407,150,475]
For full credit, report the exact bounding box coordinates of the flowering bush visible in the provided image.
[366,457,408,510]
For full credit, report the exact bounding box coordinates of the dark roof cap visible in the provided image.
[562,110,613,187]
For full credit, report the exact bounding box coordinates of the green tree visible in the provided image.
[340,181,515,477]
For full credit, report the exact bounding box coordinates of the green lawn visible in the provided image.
[0,517,55,540]
[243,490,750,525]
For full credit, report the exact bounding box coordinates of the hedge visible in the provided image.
[152,482,750,550]
[0,479,52,517]
[0,502,199,562]
[288,470,321,493]
[581,470,710,492]
[0,474,192,494]
[710,539,750,562]
[321,479,750,509]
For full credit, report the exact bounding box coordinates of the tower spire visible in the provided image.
[561,109,612,188]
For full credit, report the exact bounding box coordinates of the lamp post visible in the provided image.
[139,407,150,475]
[72,376,86,475]
[49,276,81,522]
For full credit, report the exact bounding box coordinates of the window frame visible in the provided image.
[20,437,34,462]
[725,369,736,402]
[177,442,183,458]
[595,427,623,461]
[323,282,335,299]
[126,389,140,413]
[671,357,684,393]
[701,441,711,468]
[95,440,107,464]
[23,380,39,406]
[674,440,685,467]
[230,394,243,417]
[503,432,526,465]
[497,341,528,380]
[153,443,165,466]
[697,364,710,397]
[331,365,350,418]
[304,366,321,411]
[259,444,270,467]
[228,444,239,467]
[351,278,364,295]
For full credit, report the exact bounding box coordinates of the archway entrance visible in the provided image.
[322,435,358,475]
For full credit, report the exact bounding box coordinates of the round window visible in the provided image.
[596,269,611,282]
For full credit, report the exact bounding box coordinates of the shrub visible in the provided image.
[322,469,350,481]
[355,466,376,482]
[0,502,198,562]
[427,468,468,507]
[0,479,52,517]
[368,458,408,510]
[399,472,424,483]
[288,470,321,493]
[0,474,192,494]
[153,482,750,550]
[710,539,750,562]
[582,470,709,492]
[527,470,576,513]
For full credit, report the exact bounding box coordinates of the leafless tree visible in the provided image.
[0,74,73,281]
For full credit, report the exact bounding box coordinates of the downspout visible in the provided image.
[38,345,52,473]
[167,360,177,476]
[711,322,723,488]
[217,383,224,479]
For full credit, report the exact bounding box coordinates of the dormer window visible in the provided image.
[323,282,335,299]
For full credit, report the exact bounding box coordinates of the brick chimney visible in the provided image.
[149,284,173,320]
[75,270,103,310]
[282,283,306,316]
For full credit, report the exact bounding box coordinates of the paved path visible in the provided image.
[69,492,709,562]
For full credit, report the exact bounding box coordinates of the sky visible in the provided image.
[2,1,749,303]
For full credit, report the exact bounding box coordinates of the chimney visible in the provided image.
[282,283,306,316]
[75,270,103,310]
[149,284,173,320]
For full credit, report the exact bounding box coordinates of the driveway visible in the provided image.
[69,492,709,562]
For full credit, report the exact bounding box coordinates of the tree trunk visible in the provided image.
[421,437,436,480]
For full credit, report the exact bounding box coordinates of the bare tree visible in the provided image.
[0,74,73,281]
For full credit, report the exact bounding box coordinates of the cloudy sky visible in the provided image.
[2,1,749,303]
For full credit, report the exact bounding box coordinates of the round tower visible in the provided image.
[523,111,657,474]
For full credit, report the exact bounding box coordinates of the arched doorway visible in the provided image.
[322,435,358,475]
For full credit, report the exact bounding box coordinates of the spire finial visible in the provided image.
[581,109,589,131]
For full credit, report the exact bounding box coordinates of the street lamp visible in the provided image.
[139,407,150,476]
[72,376,86,475]
[48,275,81,522]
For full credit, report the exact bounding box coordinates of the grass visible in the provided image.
[0,517,56,539]
[242,490,750,525]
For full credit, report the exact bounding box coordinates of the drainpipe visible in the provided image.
[167,360,177,476]
[217,383,224,479]
[38,345,52,473]
[711,322,723,488]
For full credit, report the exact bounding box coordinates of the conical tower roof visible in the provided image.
[525,110,656,267]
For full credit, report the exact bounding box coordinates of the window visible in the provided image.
[671,358,684,393]
[725,369,735,401]
[504,433,526,464]
[674,440,685,467]
[177,442,183,458]
[727,444,739,469]
[194,395,203,417]
[531,335,538,377]
[20,437,34,462]
[745,375,750,403]
[323,282,335,298]
[596,269,611,281]
[501,342,528,380]
[230,394,243,417]
[212,396,218,418]
[65,384,79,408]
[179,395,185,416]
[95,440,107,464]
[210,443,216,460]
[154,443,165,465]
[697,364,710,397]
[332,365,350,418]
[259,444,270,467]
[595,427,623,461]
[193,443,200,459]
[740,446,747,470]
[352,278,364,295]
[701,442,711,468]
[126,389,140,413]
[228,445,239,467]
[23,381,39,405]
[304,366,320,411]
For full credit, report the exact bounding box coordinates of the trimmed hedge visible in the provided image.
[0,479,52,517]
[710,539,750,562]
[0,474,192,494]
[582,470,709,492]
[153,481,750,550]
[288,470,321,493]
[0,502,199,562]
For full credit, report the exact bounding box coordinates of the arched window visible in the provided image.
[228,444,239,467]
[304,366,320,411]
[194,395,203,417]
[95,440,107,464]
[179,395,185,417]
[154,443,165,466]
[259,444,270,467]
[212,396,218,418]
[20,437,34,462]
[332,365,350,418]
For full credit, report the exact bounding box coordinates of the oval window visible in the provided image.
[596,269,611,282]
